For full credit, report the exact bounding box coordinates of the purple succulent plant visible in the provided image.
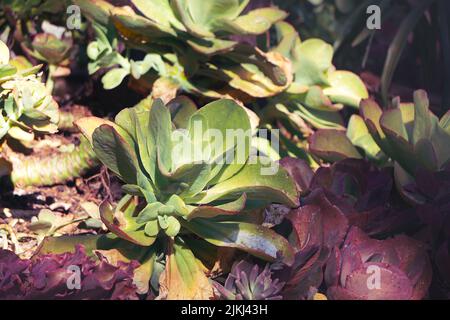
[0,245,139,300]
[309,159,414,236]
[325,227,432,300]
[276,187,348,299]
[213,261,285,300]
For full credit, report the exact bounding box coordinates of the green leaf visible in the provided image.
[218,8,287,35]
[74,0,115,26]
[167,96,197,129]
[35,233,121,256]
[131,0,185,30]
[162,238,214,299]
[75,116,134,149]
[290,39,332,88]
[164,216,181,237]
[287,103,344,130]
[190,99,251,184]
[144,220,160,237]
[272,21,300,58]
[93,124,138,184]
[102,68,130,90]
[347,115,383,161]
[183,219,294,265]
[323,70,368,108]
[297,86,340,112]
[193,157,299,207]
[137,202,164,223]
[149,100,173,176]
[412,90,434,144]
[379,106,416,173]
[186,193,247,220]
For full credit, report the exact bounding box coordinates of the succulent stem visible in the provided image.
[10,137,99,187]
[58,106,92,132]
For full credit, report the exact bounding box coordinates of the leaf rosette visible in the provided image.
[66,97,299,299]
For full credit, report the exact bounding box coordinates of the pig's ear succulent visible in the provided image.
[0,40,59,143]
[265,21,368,134]
[73,97,298,298]
[213,260,285,300]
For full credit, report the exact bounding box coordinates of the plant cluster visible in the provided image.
[0,0,448,301]
[0,245,138,299]
[0,40,59,143]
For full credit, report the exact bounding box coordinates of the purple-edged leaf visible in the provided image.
[379,107,416,174]
[35,234,117,257]
[187,194,247,220]
[309,129,362,163]
[303,190,349,248]
[359,99,393,154]
[279,157,314,195]
[183,219,295,266]
[99,197,156,247]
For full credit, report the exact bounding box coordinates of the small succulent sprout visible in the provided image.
[75,97,298,298]
[267,21,368,132]
[0,40,59,143]
[31,33,72,66]
[325,227,432,300]
[214,260,285,300]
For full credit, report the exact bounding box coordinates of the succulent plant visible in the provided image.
[40,97,298,299]
[0,245,138,300]
[0,40,59,143]
[309,158,414,236]
[1,0,75,93]
[76,0,292,99]
[213,260,285,300]
[325,226,432,300]
[277,194,343,299]
[309,90,450,204]
[78,0,287,55]
[264,21,368,133]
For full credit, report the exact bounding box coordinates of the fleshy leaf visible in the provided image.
[160,239,214,300]
[183,219,294,266]
[309,129,362,162]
